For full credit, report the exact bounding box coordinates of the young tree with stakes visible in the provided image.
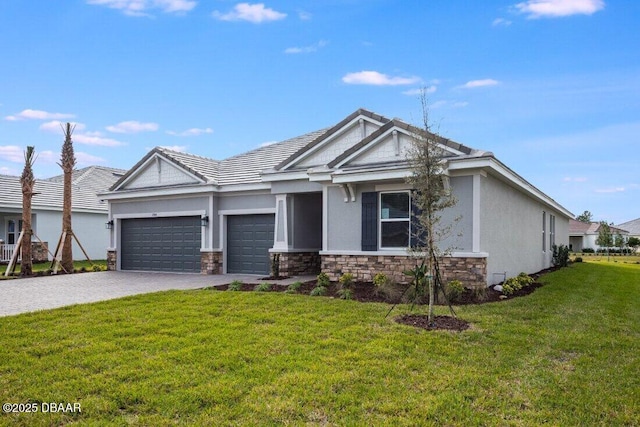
[405,92,458,324]
[20,146,36,276]
[60,123,76,273]
[596,221,613,260]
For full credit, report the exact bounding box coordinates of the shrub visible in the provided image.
[92,265,102,272]
[502,277,523,295]
[445,280,464,302]
[582,248,595,253]
[373,273,388,287]
[228,280,243,291]
[517,272,534,286]
[403,262,430,308]
[574,257,583,263]
[317,272,330,288]
[338,273,354,290]
[552,244,570,267]
[310,285,327,297]
[254,283,272,292]
[286,281,303,293]
[337,288,353,300]
[471,286,487,302]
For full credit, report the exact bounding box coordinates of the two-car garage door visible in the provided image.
[120,214,274,275]
[121,216,201,273]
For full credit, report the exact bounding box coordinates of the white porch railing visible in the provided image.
[0,244,20,263]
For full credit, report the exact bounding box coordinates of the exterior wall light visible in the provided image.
[105,220,114,230]
[201,216,209,227]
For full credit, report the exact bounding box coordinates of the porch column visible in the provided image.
[273,194,291,250]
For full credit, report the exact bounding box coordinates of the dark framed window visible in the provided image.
[380,192,410,248]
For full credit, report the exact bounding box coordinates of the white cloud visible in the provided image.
[594,186,625,193]
[0,146,25,162]
[492,17,512,26]
[5,109,75,121]
[39,120,87,133]
[37,150,57,164]
[514,0,605,19]
[0,166,18,175]
[284,40,327,54]
[74,133,126,147]
[402,86,437,96]
[213,3,286,23]
[86,0,196,17]
[106,120,158,133]
[158,145,188,152]
[342,71,421,86]
[166,127,213,137]
[459,79,500,89]
[430,100,469,109]
[76,152,106,166]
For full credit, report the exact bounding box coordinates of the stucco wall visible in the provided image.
[480,174,569,283]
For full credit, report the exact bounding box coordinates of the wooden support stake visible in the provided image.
[4,230,24,277]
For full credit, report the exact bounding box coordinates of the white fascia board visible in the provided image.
[280,115,386,170]
[331,168,411,184]
[100,184,218,200]
[6,204,107,215]
[260,170,310,182]
[308,172,334,182]
[449,157,574,218]
[216,183,271,193]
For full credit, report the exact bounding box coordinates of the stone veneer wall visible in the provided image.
[201,251,223,275]
[273,252,321,276]
[107,250,117,271]
[321,254,487,288]
[32,242,48,263]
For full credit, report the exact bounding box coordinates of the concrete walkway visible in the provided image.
[0,271,315,317]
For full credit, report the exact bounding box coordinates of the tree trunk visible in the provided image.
[20,146,36,277]
[60,123,76,273]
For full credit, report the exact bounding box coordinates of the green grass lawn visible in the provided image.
[0,260,107,276]
[0,262,638,426]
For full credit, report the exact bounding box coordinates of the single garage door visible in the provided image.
[121,216,201,273]
[227,214,274,274]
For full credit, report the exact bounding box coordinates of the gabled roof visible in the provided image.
[275,108,391,171]
[1,165,124,213]
[46,166,126,195]
[327,119,475,169]
[615,217,640,235]
[569,219,628,235]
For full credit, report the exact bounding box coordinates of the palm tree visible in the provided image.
[60,123,76,273]
[20,146,36,276]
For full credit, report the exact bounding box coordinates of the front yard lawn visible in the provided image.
[0,262,638,426]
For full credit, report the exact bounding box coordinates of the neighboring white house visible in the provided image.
[569,219,629,252]
[101,109,573,287]
[615,217,640,251]
[0,166,125,262]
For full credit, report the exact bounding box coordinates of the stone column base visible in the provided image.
[272,251,321,276]
[107,250,117,271]
[201,251,223,274]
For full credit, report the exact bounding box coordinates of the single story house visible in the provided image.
[0,166,125,263]
[101,109,572,287]
[615,217,640,241]
[569,219,629,252]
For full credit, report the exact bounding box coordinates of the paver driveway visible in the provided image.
[0,271,310,317]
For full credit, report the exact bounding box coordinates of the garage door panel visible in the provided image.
[121,216,201,273]
[227,214,274,275]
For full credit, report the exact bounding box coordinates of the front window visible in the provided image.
[380,192,410,248]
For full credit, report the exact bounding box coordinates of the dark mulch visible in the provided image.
[213,267,557,331]
[396,314,470,331]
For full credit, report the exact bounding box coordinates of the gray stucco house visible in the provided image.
[101,109,572,287]
[1,166,125,263]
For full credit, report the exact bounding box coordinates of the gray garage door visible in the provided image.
[227,214,274,274]
[121,216,201,273]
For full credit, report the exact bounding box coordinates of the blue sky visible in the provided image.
[1,0,638,224]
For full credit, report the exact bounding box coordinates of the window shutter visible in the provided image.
[361,192,378,251]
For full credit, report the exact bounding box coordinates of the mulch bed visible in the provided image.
[214,267,557,332]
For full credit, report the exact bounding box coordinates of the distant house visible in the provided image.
[102,109,572,287]
[616,217,640,250]
[569,219,629,252]
[0,166,125,263]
